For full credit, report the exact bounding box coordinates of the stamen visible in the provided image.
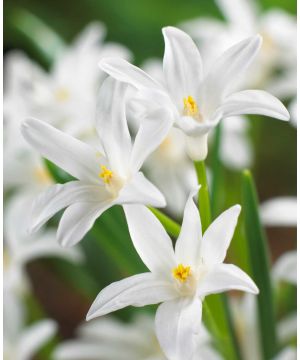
[172,263,191,282]
[99,165,113,184]
[183,96,199,117]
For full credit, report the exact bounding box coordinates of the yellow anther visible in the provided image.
[172,263,191,282]
[55,87,70,102]
[99,165,113,184]
[183,96,199,117]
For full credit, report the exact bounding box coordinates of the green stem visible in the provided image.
[194,160,241,360]
[242,170,278,359]
[211,123,223,217]
[193,161,211,232]
[148,207,181,238]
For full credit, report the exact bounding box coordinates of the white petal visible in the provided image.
[198,263,258,297]
[186,133,209,161]
[99,57,162,91]
[18,319,57,360]
[155,297,202,360]
[215,0,258,30]
[219,90,290,120]
[202,205,241,265]
[205,35,262,106]
[118,172,166,208]
[21,118,99,182]
[124,204,176,275]
[87,273,177,320]
[277,312,297,344]
[175,187,202,268]
[54,342,104,360]
[260,197,297,227]
[20,230,84,264]
[220,116,253,170]
[273,347,297,360]
[73,22,106,50]
[57,201,111,247]
[162,26,203,107]
[175,115,219,137]
[272,251,297,285]
[30,181,109,233]
[96,77,132,176]
[130,109,173,173]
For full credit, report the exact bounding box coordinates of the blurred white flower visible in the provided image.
[289,99,297,128]
[21,78,167,247]
[181,0,296,91]
[220,116,253,170]
[260,197,297,227]
[272,251,297,285]
[4,22,131,139]
[54,314,221,360]
[4,288,57,360]
[87,187,258,360]
[231,293,297,360]
[4,191,83,294]
[273,347,297,360]
[99,27,289,160]
[145,128,197,218]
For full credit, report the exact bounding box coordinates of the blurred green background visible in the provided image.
[4,0,297,348]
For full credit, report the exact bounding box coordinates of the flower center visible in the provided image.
[34,166,52,185]
[99,165,113,184]
[55,87,70,102]
[172,263,191,282]
[183,96,203,122]
[98,164,125,198]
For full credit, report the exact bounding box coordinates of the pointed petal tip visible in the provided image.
[233,204,242,213]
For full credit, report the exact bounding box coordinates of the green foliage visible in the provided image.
[242,170,278,359]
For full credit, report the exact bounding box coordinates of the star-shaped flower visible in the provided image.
[99,27,289,160]
[87,187,258,360]
[21,77,168,247]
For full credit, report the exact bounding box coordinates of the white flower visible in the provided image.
[99,27,289,160]
[181,0,296,91]
[260,197,297,227]
[272,251,297,285]
[4,288,57,360]
[4,23,131,192]
[128,58,197,217]
[54,314,221,360]
[273,347,297,360]
[4,23,131,140]
[145,128,197,217]
[87,187,258,360]
[4,191,83,294]
[231,293,297,360]
[141,58,253,170]
[220,116,253,170]
[21,77,167,247]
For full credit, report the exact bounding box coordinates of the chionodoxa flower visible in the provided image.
[99,26,289,160]
[21,77,170,247]
[87,187,258,360]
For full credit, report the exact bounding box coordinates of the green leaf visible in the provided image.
[242,169,278,359]
[148,207,180,238]
[6,7,65,67]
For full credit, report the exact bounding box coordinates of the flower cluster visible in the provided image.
[4,3,296,359]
